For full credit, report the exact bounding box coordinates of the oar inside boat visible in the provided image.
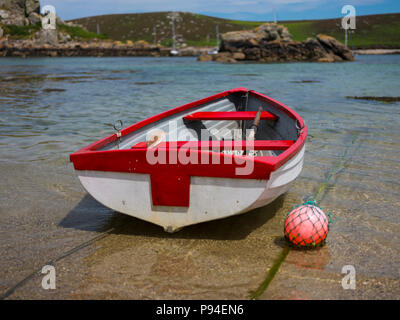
[248,106,264,141]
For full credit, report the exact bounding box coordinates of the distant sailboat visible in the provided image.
[170,15,179,56]
[208,25,219,55]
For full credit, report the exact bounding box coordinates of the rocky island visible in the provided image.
[199,23,354,63]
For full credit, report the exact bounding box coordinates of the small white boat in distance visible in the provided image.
[208,48,219,55]
[170,14,179,56]
[70,88,307,232]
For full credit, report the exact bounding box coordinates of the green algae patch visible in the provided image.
[251,245,290,300]
[346,96,400,102]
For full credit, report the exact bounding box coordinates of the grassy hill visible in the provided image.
[282,13,400,48]
[70,12,400,48]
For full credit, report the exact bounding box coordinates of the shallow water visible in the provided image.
[0,55,399,299]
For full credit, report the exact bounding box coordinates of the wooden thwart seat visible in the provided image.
[183,111,277,121]
[132,140,293,151]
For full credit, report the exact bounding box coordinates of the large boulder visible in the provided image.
[25,0,40,15]
[221,23,292,51]
[316,34,354,61]
[0,8,9,19]
[198,53,212,62]
[0,8,27,25]
[133,40,150,49]
[0,0,25,11]
[27,11,40,24]
[0,0,40,26]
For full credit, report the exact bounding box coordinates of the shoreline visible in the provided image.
[353,49,400,55]
[0,40,212,58]
[2,45,399,58]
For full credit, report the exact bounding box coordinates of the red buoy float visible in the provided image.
[284,201,329,247]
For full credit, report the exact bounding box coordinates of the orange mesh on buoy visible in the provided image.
[284,201,329,247]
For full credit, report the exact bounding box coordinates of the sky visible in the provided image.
[40,0,400,21]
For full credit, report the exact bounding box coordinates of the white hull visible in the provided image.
[77,146,305,232]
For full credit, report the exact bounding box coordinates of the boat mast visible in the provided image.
[216,25,220,48]
[171,15,176,51]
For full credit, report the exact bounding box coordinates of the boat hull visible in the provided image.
[76,145,305,232]
[70,88,308,232]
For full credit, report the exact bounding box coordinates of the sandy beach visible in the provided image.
[354,49,400,55]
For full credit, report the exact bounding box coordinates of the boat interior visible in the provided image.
[101,91,300,157]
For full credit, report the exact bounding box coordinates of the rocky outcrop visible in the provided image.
[25,0,40,16]
[0,0,39,26]
[0,8,27,26]
[198,53,212,61]
[198,23,354,63]
[0,0,39,14]
[0,1,73,45]
[0,0,25,12]
[315,34,354,61]
[220,23,292,52]
[0,1,68,28]
[1,1,196,57]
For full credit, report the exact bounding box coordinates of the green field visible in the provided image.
[1,23,106,41]
[284,13,400,48]
[57,24,108,40]
[70,12,400,48]
[1,23,41,39]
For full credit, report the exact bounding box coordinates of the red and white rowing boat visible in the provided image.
[70,88,307,232]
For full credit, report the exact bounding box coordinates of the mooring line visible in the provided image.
[251,245,290,299]
[0,228,115,300]
[251,133,361,300]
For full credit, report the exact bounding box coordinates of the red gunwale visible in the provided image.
[70,87,307,180]
[183,111,277,121]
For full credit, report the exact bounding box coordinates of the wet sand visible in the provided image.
[1,56,399,299]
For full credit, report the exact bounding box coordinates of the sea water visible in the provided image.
[0,55,399,299]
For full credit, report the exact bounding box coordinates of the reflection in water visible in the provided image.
[285,246,331,270]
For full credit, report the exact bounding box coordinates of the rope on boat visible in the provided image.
[251,132,361,300]
[0,228,115,300]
